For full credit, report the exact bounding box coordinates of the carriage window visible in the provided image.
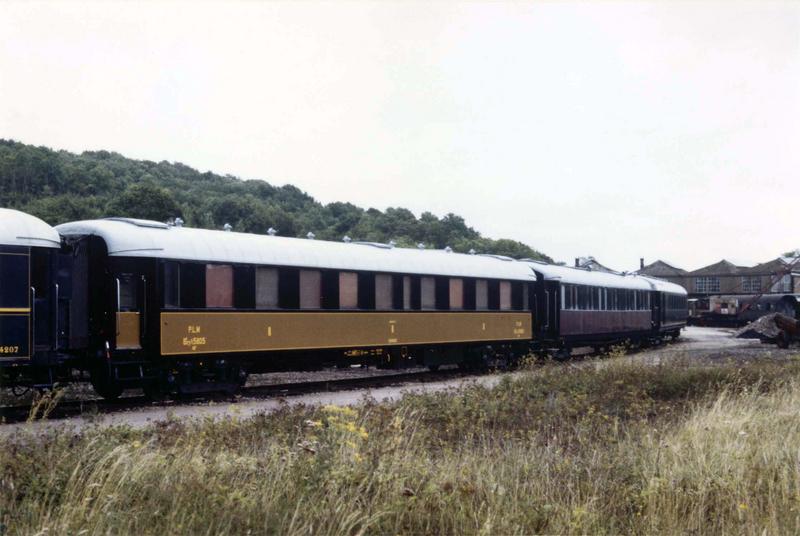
[358,273,376,309]
[0,253,29,308]
[163,261,180,308]
[339,272,358,309]
[391,275,409,310]
[475,279,489,310]
[180,263,206,308]
[278,268,300,309]
[375,274,393,310]
[499,281,512,310]
[300,270,321,309]
[449,278,464,310]
[206,265,233,308]
[421,277,436,310]
[321,270,339,309]
[434,277,450,310]
[118,274,137,311]
[256,267,279,309]
[463,279,476,310]
[234,266,255,309]
[522,283,529,310]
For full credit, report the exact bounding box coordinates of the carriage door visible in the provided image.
[0,247,31,359]
[31,248,57,351]
[116,273,144,350]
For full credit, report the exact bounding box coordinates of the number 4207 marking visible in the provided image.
[0,346,20,354]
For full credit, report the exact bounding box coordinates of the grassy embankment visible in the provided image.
[3,353,800,535]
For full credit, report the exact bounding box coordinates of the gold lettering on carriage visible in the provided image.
[183,325,206,351]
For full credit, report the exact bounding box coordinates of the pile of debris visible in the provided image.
[736,313,796,341]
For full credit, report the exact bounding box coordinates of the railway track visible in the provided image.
[0,367,471,425]
[1,336,689,426]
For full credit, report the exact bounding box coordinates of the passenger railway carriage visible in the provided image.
[55,217,537,397]
[0,209,64,387]
[523,260,687,357]
[0,208,689,399]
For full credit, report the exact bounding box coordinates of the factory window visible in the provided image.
[695,277,720,293]
[206,264,234,308]
[299,270,321,309]
[449,278,464,310]
[255,267,279,309]
[741,276,761,293]
[475,279,489,310]
[771,274,791,293]
[339,272,358,309]
[163,261,180,308]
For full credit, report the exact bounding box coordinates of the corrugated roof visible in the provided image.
[0,208,61,249]
[56,218,537,281]
[740,258,792,276]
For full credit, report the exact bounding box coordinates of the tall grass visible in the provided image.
[3,355,800,534]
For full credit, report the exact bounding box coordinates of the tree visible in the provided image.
[106,182,181,222]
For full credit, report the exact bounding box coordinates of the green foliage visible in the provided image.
[0,139,551,261]
[4,356,800,534]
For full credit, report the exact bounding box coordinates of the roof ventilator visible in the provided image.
[174,217,184,228]
[343,235,352,243]
[307,232,315,240]
[417,243,425,249]
[267,227,277,236]
[444,246,453,253]
[223,223,232,232]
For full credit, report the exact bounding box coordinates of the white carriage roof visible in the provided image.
[521,260,656,291]
[56,218,537,281]
[637,275,688,296]
[0,208,61,249]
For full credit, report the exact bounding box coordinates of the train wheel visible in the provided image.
[142,380,166,401]
[553,347,571,362]
[90,371,123,400]
[427,364,440,372]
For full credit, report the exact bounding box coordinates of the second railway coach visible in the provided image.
[56,217,537,398]
[522,260,677,356]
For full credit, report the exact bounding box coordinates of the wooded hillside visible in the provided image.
[0,139,550,261]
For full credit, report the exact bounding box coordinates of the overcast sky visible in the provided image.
[1,1,798,270]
